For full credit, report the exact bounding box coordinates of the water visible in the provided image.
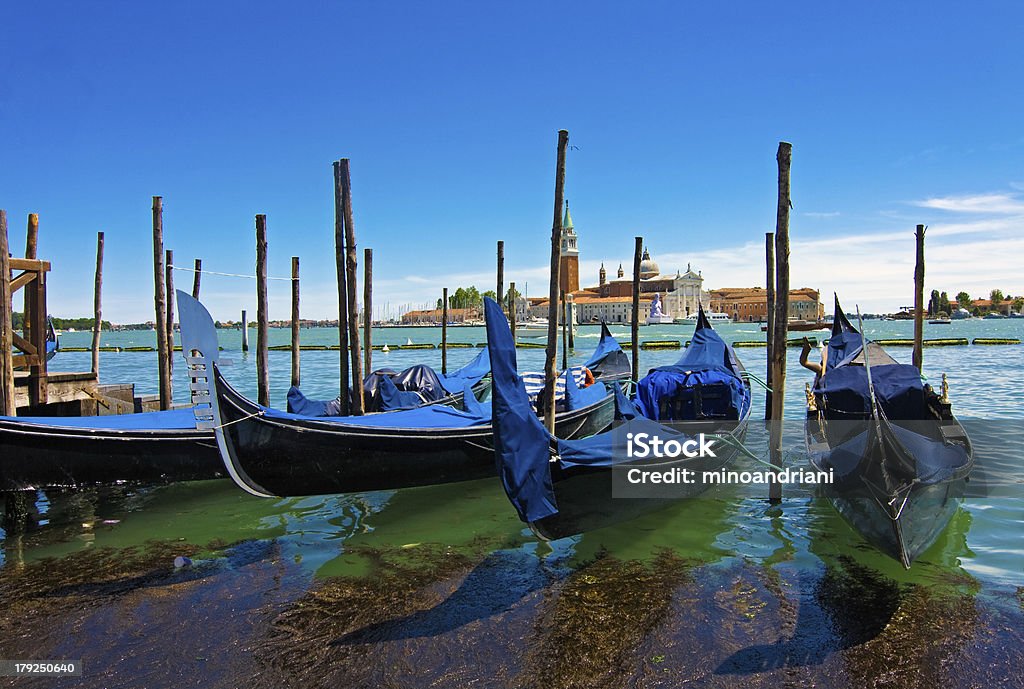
[2,318,1022,687]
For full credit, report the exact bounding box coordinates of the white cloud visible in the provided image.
[914,193,1024,214]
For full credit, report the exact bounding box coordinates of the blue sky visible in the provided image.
[2,1,1022,322]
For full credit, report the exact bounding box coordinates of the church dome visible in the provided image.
[639,247,659,279]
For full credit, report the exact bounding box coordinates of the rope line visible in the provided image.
[170,265,296,282]
[195,408,266,430]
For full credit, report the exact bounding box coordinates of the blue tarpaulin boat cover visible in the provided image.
[486,298,745,523]
[3,408,201,431]
[634,325,748,421]
[485,298,560,522]
[262,395,491,429]
[813,363,924,419]
[288,348,491,415]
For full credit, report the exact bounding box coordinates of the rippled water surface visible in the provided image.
[2,319,1021,687]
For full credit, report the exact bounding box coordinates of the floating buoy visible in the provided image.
[382,344,390,353]
[406,338,413,346]
[640,340,681,350]
[972,338,1021,345]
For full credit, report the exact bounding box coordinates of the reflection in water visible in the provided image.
[521,549,694,689]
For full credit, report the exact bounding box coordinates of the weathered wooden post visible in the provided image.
[339,159,364,415]
[333,160,351,415]
[543,129,569,432]
[290,256,300,388]
[441,287,449,375]
[765,231,775,420]
[24,214,39,258]
[509,281,517,340]
[913,224,926,372]
[567,293,574,350]
[241,310,248,352]
[496,240,504,315]
[22,213,47,406]
[152,197,171,410]
[92,232,104,378]
[561,289,568,370]
[192,258,202,299]
[363,248,372,376]
[0,211,14,416]
[22,214,38,348]
[255,214,270,407]
[631,237,643,384]
[165,249,175,400]
[769,141,793,503]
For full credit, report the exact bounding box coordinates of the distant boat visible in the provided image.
[951,308,972,320]
[928,317,952,325]
[677,312,730,325]
[984,312,1006,319]
[406,338,414,345]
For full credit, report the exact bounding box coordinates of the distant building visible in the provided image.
[970,298,1016,315]
[401,308,473,325]
[708,287,824,322]
[559,202,579,295]
[574,295,653,324]
[534,209,713,323]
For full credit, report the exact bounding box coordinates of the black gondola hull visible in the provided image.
[530,421,749,540]
[215,369,615,497]
[0,420,221,490]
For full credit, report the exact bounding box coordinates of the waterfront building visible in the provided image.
[707,287,824,322]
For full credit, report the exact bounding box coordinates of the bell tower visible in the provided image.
[559,200,579,293]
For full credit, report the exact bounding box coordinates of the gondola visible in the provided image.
[0,409,222,490]
[804,296,974,568]
[177,292,625,498]
[485,298,752,540]
[0,310,490,492]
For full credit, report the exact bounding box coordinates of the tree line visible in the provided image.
[435,286,522,310]
[11,312,114,331]
[929,289,1024,316]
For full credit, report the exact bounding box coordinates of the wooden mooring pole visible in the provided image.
[23,213,47,407]
[769,142,792,504]
[152,197,171,410]
[23,214,38,350]
[631,237,643,385]
[913,224,926,372]
[765,231,775,420]
[291,256,300,388]
[364,248,372,376]
[255,214,270,407]
[165,249,175,400]
[509,281,517,340]
[496,240,504,316]
[241,310,248,352]
[333,160,351,415]
[0,211,14,415]
[543,129,569,433]
[441,287,449,375]
[192,258,202,299]
[561,289,568,370]
[92,232,104,378]
[339,159,364,415]
[567,293,574,350]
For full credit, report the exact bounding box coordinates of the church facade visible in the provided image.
[532,205,708,323]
